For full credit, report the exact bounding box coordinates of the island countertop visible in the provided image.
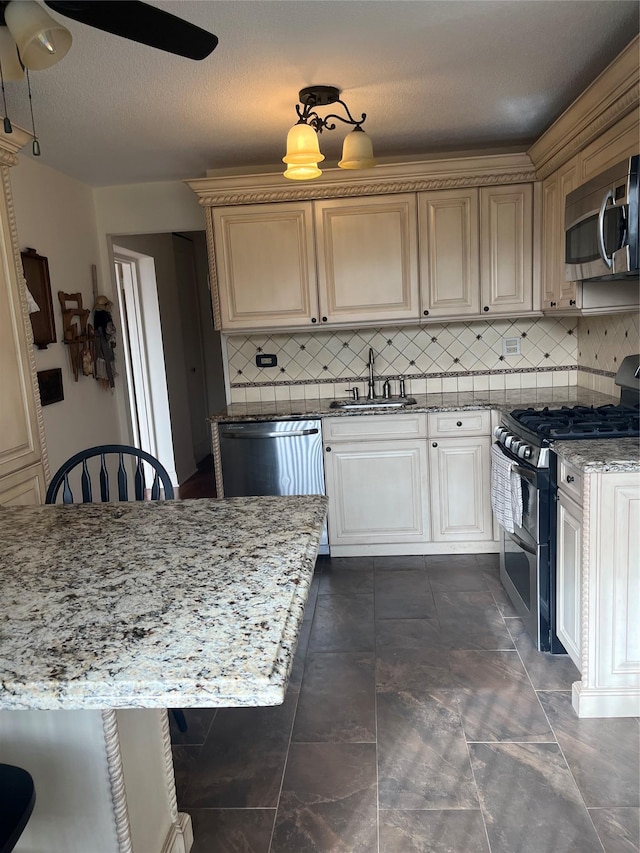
[0,495,328,711]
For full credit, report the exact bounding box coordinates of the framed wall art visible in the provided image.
[37,368,64,406]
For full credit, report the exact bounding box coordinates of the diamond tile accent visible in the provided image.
[577,312,640,375]
[226,318,579,388]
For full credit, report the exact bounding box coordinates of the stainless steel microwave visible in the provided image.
[565,155,638,281]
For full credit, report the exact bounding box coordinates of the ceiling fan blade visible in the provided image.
[43,1,218,60]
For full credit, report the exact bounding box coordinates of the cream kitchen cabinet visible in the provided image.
[314,194,419,325]
[211,201,318,330]
[211,194,419,331]
[542,158,579,312]
[323,414,429,554]
[553,451,640,718]
[418,188,480,318]
[418,184,535,320]
[555,460,583,668]
[479,183,534,315]
[427,410,494,543]
[0,128,48,504]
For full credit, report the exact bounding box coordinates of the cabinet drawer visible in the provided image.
[427,410,491,438]
[323,413,427,441]
[558,459,584,505]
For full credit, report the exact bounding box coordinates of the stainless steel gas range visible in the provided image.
[492,355,640,652]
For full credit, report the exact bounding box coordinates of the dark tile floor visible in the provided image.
[171,554,640,853]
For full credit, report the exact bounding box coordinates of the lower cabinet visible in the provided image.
[428,436,493,542]
[556,487,583,668]
[322,410,498,556]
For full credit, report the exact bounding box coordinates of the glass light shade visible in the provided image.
[338,127,376,170]
[282,122,324,165]
[283,161,322,181]
[0,27,24,80]
[4,0,72,71]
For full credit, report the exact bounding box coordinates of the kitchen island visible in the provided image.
[0,495,327,852]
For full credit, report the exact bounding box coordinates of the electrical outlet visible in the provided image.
[502,336,521,357]
[256,353,277,367]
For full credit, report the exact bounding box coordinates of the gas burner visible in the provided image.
[510,404,640,440]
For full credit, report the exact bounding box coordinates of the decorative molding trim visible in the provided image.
[190,170,537,207]
[535,93,639,181]
[579,474,592,686]
[0,122,34,159]
[529,35,640,177]
[230,365,578,388]
[577,365,617,379]
[160,813,193,853]
[159,709,179,820]
[101,709,134,853]
[186,153,536,208]
[204,207,222,330]
[0,163,51,482]
[210,422,224,499]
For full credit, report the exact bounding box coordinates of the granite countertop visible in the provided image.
[553,438,640,473]
[209,387,620,423]
[0,495,328,711]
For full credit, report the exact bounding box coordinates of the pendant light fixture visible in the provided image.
[3,0,72,71]
[283,86,376,181]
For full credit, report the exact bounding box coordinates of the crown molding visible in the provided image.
[528,35,640,180]
[0,121,32,164]
[186,153,535,207]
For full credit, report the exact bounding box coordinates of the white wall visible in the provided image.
[10,155,122,476]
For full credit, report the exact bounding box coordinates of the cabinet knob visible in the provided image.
[321,316,328,322]
[550,301,557,307]
[456,421,462,427]
[326,446,331,452]
[483,306,489,312]
[423,310,429,316]
[311,317,317,323]
[566,475,574,483]
[569,299,576,306]
[432,442,438,448]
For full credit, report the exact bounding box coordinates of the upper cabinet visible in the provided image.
[418,184,535,320]
[314,194,419,325]
[212,201,318,330]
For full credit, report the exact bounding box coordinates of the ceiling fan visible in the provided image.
[0,0,218,81]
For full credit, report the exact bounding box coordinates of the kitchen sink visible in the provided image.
[330,396,417,410]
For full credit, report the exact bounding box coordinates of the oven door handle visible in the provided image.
[509,531,537,556]
[513,464,537,483]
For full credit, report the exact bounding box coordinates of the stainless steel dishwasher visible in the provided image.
[218,419,329,554]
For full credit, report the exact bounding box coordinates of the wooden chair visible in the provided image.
[45,444,175,504]
[0,764,35,853]
[45,444,187,733]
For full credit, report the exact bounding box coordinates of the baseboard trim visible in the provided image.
[160,813,193,853]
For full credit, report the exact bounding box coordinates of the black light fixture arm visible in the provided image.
[295,85,367,134]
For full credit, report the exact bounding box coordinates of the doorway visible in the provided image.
[112,231,225,490]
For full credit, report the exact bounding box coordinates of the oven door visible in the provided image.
[494,445,554,651]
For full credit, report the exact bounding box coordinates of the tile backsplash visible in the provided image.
[576,311,640,396]
[226,317,579,403]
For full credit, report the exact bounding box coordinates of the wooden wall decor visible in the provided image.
[57,291,94,381]
[21,247,56,349]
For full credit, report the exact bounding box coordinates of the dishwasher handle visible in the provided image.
[222,427,320,439]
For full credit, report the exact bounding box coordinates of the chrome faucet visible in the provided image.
[367,348,376,399]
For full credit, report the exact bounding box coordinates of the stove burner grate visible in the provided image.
[511,404,640,440]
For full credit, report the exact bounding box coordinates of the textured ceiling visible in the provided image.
[2,1,638,187]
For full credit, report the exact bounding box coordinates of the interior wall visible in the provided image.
[114,233,196,483]
[10,155,122,476]
[576,311,640,396]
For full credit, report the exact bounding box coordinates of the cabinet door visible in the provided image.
[418,188,480,318]
[556,489,582,668]
[212,202,318,330]
[315,194,419,325]
[0,225,46,485]
[480,184,533,314]
[542,161,579,311]
[324,439,429,545]
[428,437,493,542]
